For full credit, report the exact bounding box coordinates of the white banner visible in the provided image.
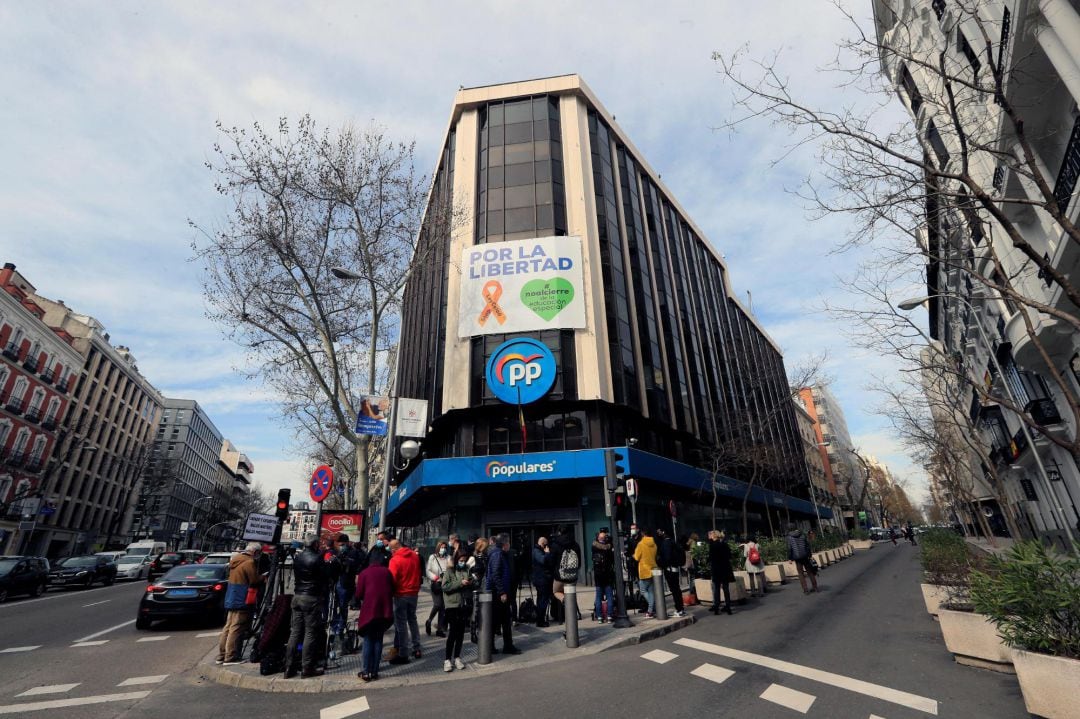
[395,398,429,438]
[242,512,279,543]
[458,236,586,337]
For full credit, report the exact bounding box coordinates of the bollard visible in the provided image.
[651,568,668,620]
[564,584,579,648]
[478,591,493,665]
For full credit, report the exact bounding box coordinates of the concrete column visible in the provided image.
[1034,22,1080,108]
[1040,0,1080,69]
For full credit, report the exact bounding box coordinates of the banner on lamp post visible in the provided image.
[395,398,429,438]
[355,396,390,436]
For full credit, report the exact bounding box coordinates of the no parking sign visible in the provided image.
[310,465,333,504]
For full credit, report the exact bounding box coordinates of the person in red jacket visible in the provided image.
[387,538,422,664]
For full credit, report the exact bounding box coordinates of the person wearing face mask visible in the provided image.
[439,550,473,671]
[625,523,641,609]
[368,531,392,568]
[591,529,615,623]
[425,541,450,637]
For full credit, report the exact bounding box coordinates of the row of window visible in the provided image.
[0,317,75,389]
[0,366,63,423]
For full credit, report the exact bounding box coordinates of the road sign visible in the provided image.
[625,478,638,500]
[242,512,278,543]
[310,465,334,503]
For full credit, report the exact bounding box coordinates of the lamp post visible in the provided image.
[898,294,1077,547]
[186,496,214,550]
[331,265,374,514]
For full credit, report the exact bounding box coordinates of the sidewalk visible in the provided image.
[201,585,697,693]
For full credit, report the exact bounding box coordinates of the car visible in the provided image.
[96,551,126,564]
[148,552,188,581]
[49,555,117,588]
[200,552,234,565]
[114,554,152,581]
[0,556,50,602]
[177,549,207,565]
[136,563,230,629]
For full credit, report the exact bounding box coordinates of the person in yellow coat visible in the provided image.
[633,528,658,618]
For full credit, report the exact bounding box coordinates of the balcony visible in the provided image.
[1027,398,1062,426]
[1053,115,1080,216]
[25,406,43,423]
[1,343,19,361]
[24,457,44,473]
[41,416,58,431]
[5,450,27,468]
[22,356,38,373]
[4,399,24,415]
[39,367,55,384]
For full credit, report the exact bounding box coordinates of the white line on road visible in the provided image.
[136,636,170,642]
[320,696,370,719]
[117,675,168,687]
[196,632,220,638]
[870,715,888,719]
[0,690,151,714]
[690,663,735,685]
[15,684,80,698]
[74,619,135,643]
[673,638,939,716]
[0,646,40,653]
[761,684,816,714]
[0,583,133,610]
[71,640,109,647]
[82,600,111,607]
[641,649,679,664]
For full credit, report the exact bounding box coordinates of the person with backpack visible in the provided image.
[742,536,767,598]
[440,550,473,672]
[707,531,735,615]
[425,541,450,638]
[531,536,554,627]
[632,528,658,618]
[657,528,687,617]
[786,523,818,595]
[591,528,616,622]
[551,527,581,624]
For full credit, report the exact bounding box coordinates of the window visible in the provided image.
[12,428,30,454]
[900,65,923,115]
[28,388,45,413]
[0,420,11,448]
[10,377,28,404]
[926,121,950,167]
[957,29,981,79]
[30,435,46,462]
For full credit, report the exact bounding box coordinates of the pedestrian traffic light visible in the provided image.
[614,492,627,523]
[275,488,291,521]
[604,448,628,492]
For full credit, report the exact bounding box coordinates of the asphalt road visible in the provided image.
[0,544,1031,718]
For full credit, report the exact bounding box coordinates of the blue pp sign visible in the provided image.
[485,338,556,405]
[310,465,333,504]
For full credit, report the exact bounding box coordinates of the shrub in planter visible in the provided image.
[852,528,870,541]
[920,529,978,608]
[760,537,788,565]
[691,542,711,579]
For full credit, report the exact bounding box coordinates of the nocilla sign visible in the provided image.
[458,236,586,337]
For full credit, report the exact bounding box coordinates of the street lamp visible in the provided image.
[898,294,1077,546]
[186,496,214,550]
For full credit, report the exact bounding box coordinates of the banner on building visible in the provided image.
[395,398,429,438]
[355,396,390,436]
[320,511,364,542]
[458,235,586,337]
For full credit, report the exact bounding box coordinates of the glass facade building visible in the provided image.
[390,76,816,547]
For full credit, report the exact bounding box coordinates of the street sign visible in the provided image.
[625,478,638,500]
[310,465,334,503]
[179,521,190,532]
[242,512,278,543]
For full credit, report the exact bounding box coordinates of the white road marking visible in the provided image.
[870,715,888,719]
[690,663,735,684]
[196,631,220,638]
[0,646,40,653]
[15,684,80,698]
[0,583,128,610]
[117,675,168,687]
[0,690,151,714]
[761,684,816,714]
[673,639,939,716]
[641,649,679,664]
[320,696,370,719]
[75,619,135,643]
[136,636,170,642]
[71,640,109,647]
[82,600,110,607]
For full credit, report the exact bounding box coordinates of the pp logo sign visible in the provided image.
[485,338,556,405]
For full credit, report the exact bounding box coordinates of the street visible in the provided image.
[0,544,1029,718]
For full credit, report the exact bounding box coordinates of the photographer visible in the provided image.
[285,535,330,678]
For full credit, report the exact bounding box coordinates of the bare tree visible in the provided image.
[192,116,458,514]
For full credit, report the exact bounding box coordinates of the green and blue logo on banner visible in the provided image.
[485,338,556,404]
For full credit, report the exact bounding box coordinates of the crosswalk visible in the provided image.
[1,630,220,654]
[645,638,941,717]
[0,675,172,715]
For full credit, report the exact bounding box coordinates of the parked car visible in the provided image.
[148,552,187,580]
[114,554,153,581]
[136,563,230,629]
[0,556,50,602]
[177,549,206,565]
[200,552,234,565]
[49,555,117,588]
[96,551,126,564]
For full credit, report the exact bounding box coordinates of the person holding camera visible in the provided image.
[286,535,330,678]
[440,550,473,671]
[591,528,616,623]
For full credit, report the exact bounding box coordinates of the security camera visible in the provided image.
[627,437,639,446]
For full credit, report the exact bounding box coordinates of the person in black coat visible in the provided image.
[707,530,735,615]
[531,537,555,627]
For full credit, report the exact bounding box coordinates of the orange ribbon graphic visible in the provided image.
[478,280,507,326]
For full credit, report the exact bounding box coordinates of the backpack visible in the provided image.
[671,543,687,569]
[748,545,761,565]
[592,545,613,577]
[518,597,537,624]
[557,547,580,583]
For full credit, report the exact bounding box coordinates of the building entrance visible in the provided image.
[487,522,575,592]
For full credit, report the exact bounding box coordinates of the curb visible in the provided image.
[197,612,699,693]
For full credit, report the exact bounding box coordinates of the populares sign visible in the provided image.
[458,236,586,337]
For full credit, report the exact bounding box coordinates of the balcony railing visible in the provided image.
[5,450,27,467]
[24,457,44,473]
[41,416,58,431]
[22,356,38,373]
[1,343,19,360]
[25,407,43,423]
[1054,115,1080,216]
[39,367,55,384]
[4,399,25,415]
[1027,398,1062,426]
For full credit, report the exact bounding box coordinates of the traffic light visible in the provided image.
[275,488,291,522]
[613,492,627,523]
[604,449,627,492]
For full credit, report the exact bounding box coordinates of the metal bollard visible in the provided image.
[478,591,493,665]
[651,568,668,620]
[564,584,579,648]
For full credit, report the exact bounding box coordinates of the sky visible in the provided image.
[0,1,929,506]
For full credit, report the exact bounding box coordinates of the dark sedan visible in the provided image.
[136,564,229,629]
[48,555,117,589]
[148,552,187,581]
[0,557,50,602]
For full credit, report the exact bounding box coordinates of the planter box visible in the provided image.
[763,563,788,585]
[1012,649,1080,719]
[937,608,1013,673]
[829,548,841,562]
[814,551,830,567]
[778,560,798,578]
[734,571,766,595]
[920,583,949,616]
[694,577,748,605]
[849,539,874,550]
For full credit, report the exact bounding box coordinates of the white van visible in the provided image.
[124,541,167,558]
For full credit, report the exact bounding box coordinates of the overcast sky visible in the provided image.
[1,1,928,505]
